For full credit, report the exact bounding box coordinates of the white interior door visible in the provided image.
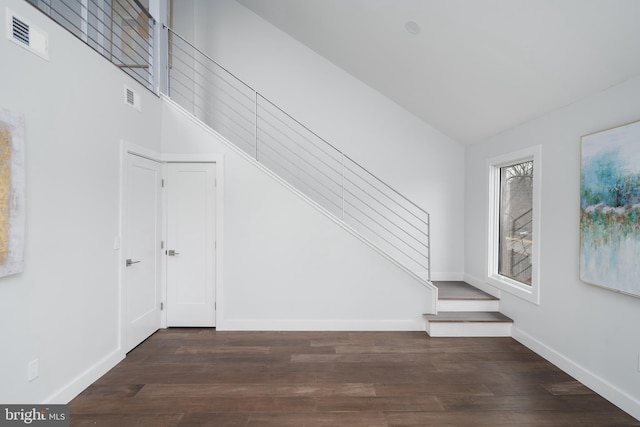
[124,154,162,352]
[166,162,216,326]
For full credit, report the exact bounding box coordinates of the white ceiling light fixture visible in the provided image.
[404,20,421,35]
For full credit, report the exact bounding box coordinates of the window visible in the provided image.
[487,146,541,304]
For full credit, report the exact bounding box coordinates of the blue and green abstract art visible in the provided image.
[580,120,640,298]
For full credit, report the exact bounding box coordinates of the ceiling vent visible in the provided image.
[124,85,142,111]
[6,9,48,60]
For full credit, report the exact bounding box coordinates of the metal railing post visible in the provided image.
[255,91,259,161]
[165,26,171,97]
[427,214,431,281]
[341,154,345,220]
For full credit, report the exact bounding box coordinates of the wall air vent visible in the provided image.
[12,15,29,45]
[6,9,48,60]
[126,88,135,105]
[124,85,142,111]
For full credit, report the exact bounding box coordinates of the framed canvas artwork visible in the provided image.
[0,108,25,277]
[580,119,640,298]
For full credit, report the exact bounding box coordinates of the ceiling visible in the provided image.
[236,0,640,144]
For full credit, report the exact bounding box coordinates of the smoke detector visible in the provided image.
[405,21,421,35]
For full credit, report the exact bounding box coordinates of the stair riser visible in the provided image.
[425,322,512,337]
[437,300,499,312]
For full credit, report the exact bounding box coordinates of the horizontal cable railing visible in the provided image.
[27,0,155,91]
[167,27,431,281]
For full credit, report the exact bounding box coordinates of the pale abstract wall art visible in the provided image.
[580,119,640,298]
[0,108,25,277]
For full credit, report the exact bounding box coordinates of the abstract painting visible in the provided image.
[580,119,640,298]
[0,108,25,277]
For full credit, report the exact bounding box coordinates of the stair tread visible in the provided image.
[433,281,498,301]
[423,311,513,323]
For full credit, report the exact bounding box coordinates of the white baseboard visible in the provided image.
[219,318,425,331]
[512,327,640,421]
[44,348,125,404]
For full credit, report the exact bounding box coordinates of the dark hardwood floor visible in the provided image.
[69,329,640,426]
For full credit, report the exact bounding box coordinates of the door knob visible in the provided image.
[126,259,141,267]
[167,250,180,256]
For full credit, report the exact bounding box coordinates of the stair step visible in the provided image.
[433,280,499,312]
[433,281,497,300]
[427,282,511,337]
[423,311,512,322]
[423,312,513,337]
[437,299,500,312]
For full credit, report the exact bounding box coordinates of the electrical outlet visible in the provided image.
[27,359,39,382]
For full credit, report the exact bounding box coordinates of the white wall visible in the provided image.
[0,0,161,403]
[464,76,640,419]
[162,98,433,330]
[172,0,465,280]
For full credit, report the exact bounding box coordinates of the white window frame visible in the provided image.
[487,145,542,304]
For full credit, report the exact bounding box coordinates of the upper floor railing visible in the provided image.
[27,0,155,91]
[167,28,431,281]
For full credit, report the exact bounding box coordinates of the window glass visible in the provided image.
[498,161,533,285]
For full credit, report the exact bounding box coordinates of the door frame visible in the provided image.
[119,140,224,352]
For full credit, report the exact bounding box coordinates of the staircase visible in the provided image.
[29,0,439,318]
[165,28,434,290]
[423,281,513,337]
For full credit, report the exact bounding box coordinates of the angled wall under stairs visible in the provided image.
[161,96,437,330]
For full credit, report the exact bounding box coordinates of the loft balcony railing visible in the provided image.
[27,0,155,91]
[167,28,431,281]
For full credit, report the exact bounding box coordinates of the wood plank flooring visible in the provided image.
[69,329,640,426]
